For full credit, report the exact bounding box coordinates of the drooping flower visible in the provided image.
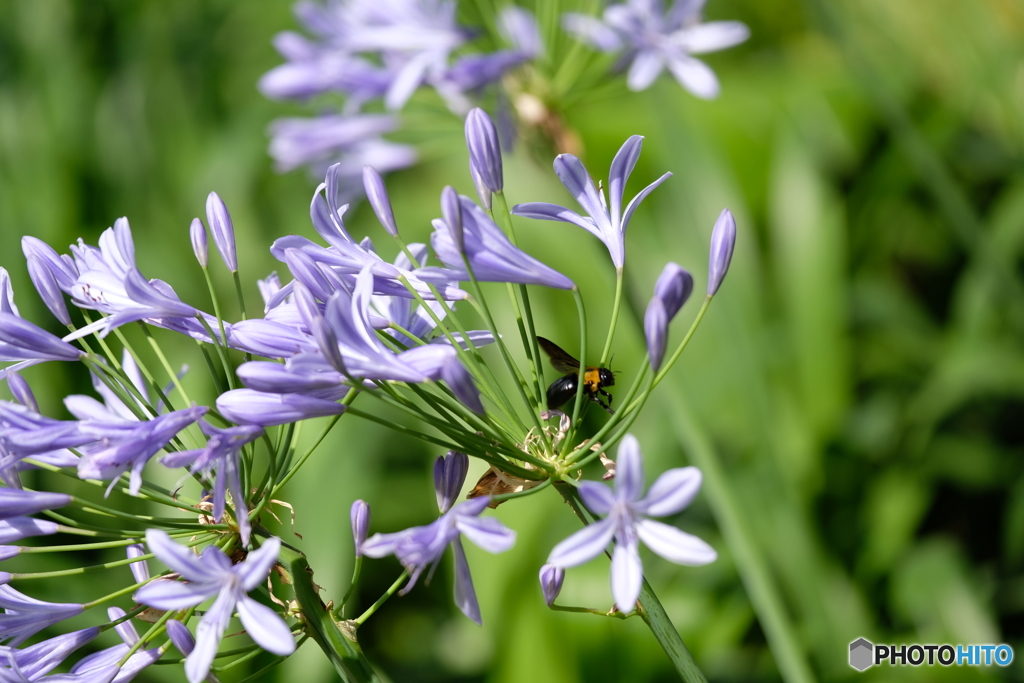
[134,531,295,683]
[512,136,670,269]
[0,626,101,679]
[707,208,736,295]
[0,314,82,364]
[361,451,515,624]
[25,220,225,345]
[73,405,207,495]
[562,0,750,97]
[0,585,84,646]
[644,263,694,371]
[420,195,574,289]
[0,490,71,521]
[161,421,265,544]
[216,389,346,427]
[0,518,59,545]
[69,607,161,683]
[546,434,716,612]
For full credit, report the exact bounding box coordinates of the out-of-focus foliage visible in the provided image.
[0,0,1022,681]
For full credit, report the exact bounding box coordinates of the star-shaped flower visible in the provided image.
[546,434,716,612]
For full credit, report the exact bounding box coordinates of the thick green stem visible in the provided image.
[277,541,381,683]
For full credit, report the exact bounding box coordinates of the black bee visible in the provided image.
[537,337,615,414]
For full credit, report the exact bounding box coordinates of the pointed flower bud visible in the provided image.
[434,450,469,514]
[441,186,464,252]
[126,543,150,584]
[351,500,370,557]
[205,191,238,272]
[6,371,37,412]
[189,218,209,267]
[539,564,565,606]
[363,166,399,236]
[707,208,736,296]
[644,263,694,372]
[166,619,195,656]
[465,108,503,193]
[26,255,70,326]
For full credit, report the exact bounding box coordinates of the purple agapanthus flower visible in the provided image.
[546,434,716,612]
[266,114,417,187]
[262,1,537,114]
[161,421,265,544]
[216,389,346,427]
[562,0,749,97]
[361,451,515,624]
[0,626,101,680]
[512,135,670,269]
[24,221,226,345]
[0,314,82,364]
[69,607,161,683]
[419,195,574,289]
[0,585,83,646]
[0,399,91,488]
[73,405,207,496]
[134,531,295,683]
[0,490,71,522]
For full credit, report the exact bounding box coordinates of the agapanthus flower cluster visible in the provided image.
[259,0,747,202]
[259,0,541,187]
[0,105,736,683]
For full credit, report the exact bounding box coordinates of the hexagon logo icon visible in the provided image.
[849,638,873,671]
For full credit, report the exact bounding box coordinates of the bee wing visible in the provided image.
[537,337,581,374]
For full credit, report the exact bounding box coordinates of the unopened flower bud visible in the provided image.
[707,209,736,296]
[5,371,37,412]
[166,619,195,656]
[206,192,238,272]
[363,166,399,237]
[351,500,370,557]
[126,543,150,584]
[434,451,469,514]
[190,218,209,267]
[539,564,564,606]
[465,108,503,193]
[644,263,694,372]
[26,255,70,326]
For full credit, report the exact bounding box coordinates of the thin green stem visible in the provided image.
[600,268,624,366]
[355,570,409,625]
[336,556,363,619]
[140,324,192,405]
[560,288,589,457]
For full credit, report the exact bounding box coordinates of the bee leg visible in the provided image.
[599,388,614,406]
[592,392,615,415]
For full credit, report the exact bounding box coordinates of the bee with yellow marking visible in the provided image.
[537,336,615,414]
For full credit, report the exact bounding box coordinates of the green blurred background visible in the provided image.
[1,0,1023,681]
